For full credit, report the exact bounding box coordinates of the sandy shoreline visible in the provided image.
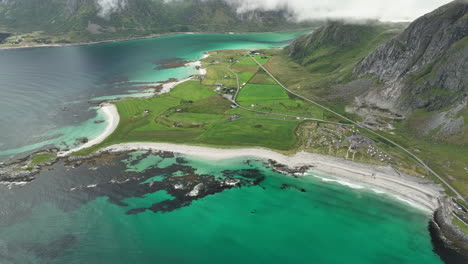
[101,143,444,212]
[49,47,441,213]
[58,103,120,156]
[58,52,207,156]
[159,53,209,93]
[0,28,315,51]
[185,53,210,75]
[0,32,181,51]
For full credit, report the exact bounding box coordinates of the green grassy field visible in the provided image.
[28,152,56,169]
[238,83,289,102]
[235,54,270,67]
[252,47,468,199]
[75,52,308,155]
[198,118,300,149]
[73,48,467,203]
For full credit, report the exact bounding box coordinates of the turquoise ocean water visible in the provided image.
[0,152,444,263]
[0,31,449,263]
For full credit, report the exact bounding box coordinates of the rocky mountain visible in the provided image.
[286,21,402,74]
[354,0,468,115]
[287,0,467,142]
[0,0,312,41]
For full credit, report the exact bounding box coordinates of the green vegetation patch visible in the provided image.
[197,118,300,150]
[180,95,232,114]
[249,99,325,119]
[202,64,237,87]
[250,54,271,65]
[249,70,277,85]
[115,94,181,119]
[453,217,468,234]
[28,153,56,169]
[231,65,258,73]
[170,80,216,101]
[168,113,224,123]
[237,71,256,84]
[237,84,289,102]
[235,56,259,67]
[235,54,270,67]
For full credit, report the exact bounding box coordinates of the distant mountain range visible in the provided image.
[0,0,314,42]
[287,0,467,143]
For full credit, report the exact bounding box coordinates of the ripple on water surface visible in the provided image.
[0,31,311,160]
[0,151,444,264]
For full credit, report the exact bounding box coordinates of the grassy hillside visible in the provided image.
[278,22,404,100]
[287,22,403,75]
[0,0,316,45]
[263,20,467,199]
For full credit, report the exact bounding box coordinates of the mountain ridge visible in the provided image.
[354,0,468,115]
[286,0,467,142]
[0,0,314,43]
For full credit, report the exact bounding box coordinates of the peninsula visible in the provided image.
[0,1,466,262]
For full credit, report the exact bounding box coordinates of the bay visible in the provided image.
[0,31,308,160]
[0,152,443,264]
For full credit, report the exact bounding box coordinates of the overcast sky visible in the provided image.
[228,0,453,21]
[96,0,454,21]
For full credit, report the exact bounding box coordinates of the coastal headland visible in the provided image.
[1,44,467,259]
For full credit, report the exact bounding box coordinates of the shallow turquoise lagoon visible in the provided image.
[0,152,443,264]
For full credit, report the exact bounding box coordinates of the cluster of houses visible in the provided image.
[366,145,392,163]
[303,124,395,163]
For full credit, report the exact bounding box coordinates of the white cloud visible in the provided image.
[227,0,454,22]
[96,0,127,18]
[95,0,455,21]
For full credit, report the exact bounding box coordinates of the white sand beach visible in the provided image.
[58,52,210,157]
[160,77,193,94]
[58,103,120,156]
[184,53,210,75]
[160,53,209,93]
[101,143,444,212]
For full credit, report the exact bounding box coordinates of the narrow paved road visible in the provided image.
[248,54,465,202]
[226,64,347,126]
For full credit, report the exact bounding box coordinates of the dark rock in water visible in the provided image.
[280,184,307,193]
[94,120,105,124]
[268,160,313,177]
[221,169,265,185]
[159,151,175,159]
[431,198,468,263]
[125,168,265,215]
[76,137,88,144]
[153,57,190,70]
[176,157,188,164]
[430,217,468,263]
[0,150,266,217]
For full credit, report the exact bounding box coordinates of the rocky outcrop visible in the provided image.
[354,0,468,115]
[432,197,468,260]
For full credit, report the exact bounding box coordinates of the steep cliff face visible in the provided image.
[286,21,401,74]
[354,0,468,114]
[286,1,467,141]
